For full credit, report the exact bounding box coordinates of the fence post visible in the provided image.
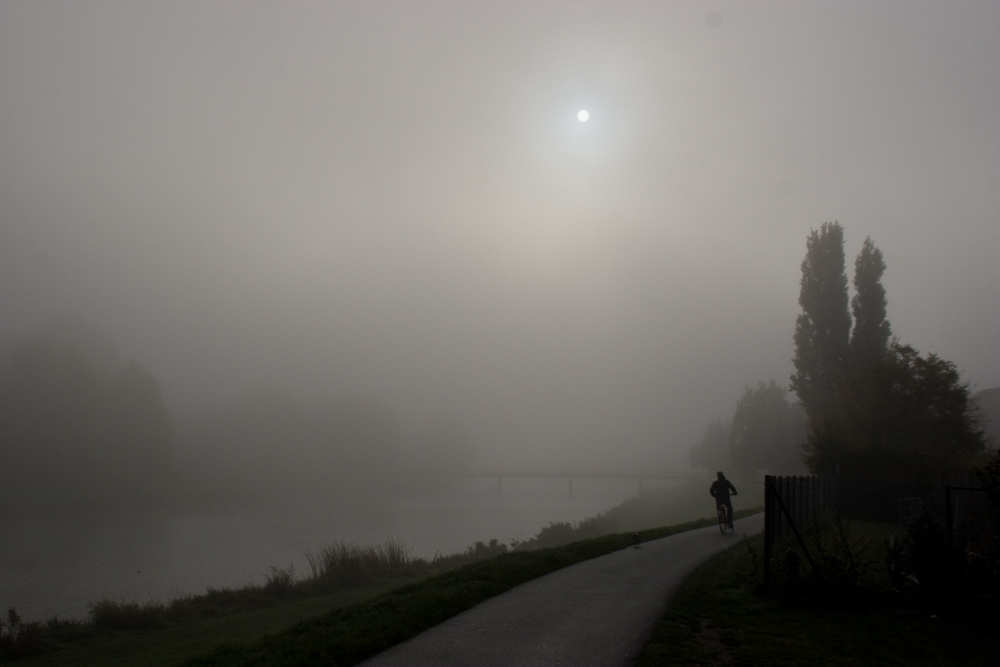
[945,485,954,553]
[945,484,956,582]
[764,475,772,588]
[768,476,820,576]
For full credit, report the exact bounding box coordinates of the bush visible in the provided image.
[888,507,1000,605]
[766,516,885,607]
[464,538,508,561]
[514,513,618,551]
[0,607,83,661]
[886,510,951,597]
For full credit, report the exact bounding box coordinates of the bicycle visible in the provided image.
[717,503,733,534]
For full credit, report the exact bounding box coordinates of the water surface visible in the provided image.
[1,477,672,621]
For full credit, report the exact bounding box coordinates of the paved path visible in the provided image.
[358,514,763,667]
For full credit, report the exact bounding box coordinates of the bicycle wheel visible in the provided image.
[717,505,728,533]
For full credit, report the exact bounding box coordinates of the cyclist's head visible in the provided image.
[717,471,725,480]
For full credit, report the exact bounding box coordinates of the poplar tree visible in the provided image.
[791,225,986,480]
[790,222,852,422]
[850,237,892,365]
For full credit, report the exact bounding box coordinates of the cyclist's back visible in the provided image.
[710,471,737,526]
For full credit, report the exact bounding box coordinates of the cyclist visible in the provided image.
[710,471,738,529]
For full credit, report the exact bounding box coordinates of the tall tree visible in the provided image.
[850,237,891,365]
[788,225,986,480]
[729,380,806,474]
[791,222,852,422]
[804,343,986,480]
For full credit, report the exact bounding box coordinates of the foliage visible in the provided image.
[972,387,1000,447]
[886,501,997,605]
[805,343,987,479]
[0,607,89,662]
[729,380,807,474]
[790,224,986,480]
[0,334,172,512]
[515,514,618,550]
[977,448,1000,509]
[851,237,892,364]
[791,221,852,423]
[886,510,952,597]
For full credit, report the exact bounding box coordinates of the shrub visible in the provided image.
[886,510,950,597]
[1,607,50,661]
[464,538,508,561]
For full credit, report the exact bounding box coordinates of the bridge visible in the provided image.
[451,469,701,498]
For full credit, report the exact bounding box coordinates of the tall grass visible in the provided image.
[303,538,414,587]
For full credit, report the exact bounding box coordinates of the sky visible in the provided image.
[1,1,998,469]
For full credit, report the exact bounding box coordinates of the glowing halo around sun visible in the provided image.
[577,109,589,122]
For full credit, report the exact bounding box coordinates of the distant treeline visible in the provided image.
[0,335,171,512]
[0,325,477,515]
[690,380,809,477]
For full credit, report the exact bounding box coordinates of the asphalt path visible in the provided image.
[358,513,764,667]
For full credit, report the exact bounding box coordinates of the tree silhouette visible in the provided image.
[730,381,806,474]
[790,225,985,480]
[0,335,173,512]
[850,237,892,365]
[805,343,985,480]
[790,222,851,425]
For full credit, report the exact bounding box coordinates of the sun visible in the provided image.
[577,109,589,122]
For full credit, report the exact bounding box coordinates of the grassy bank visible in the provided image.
[13,584,402,667]
[5,538,508,665]
[181,510,761,667]
[637,533,998,667]
[6,481,758,666]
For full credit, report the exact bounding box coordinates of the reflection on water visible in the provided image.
[1,477,675,621]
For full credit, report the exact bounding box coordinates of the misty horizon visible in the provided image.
[2,1,998,473]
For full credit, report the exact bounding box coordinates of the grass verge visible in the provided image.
[180,508,761,667]
[637,533,998,667]
[13,584,401,667]
[4,538,504,665]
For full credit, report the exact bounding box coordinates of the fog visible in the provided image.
[2,0,998,473]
